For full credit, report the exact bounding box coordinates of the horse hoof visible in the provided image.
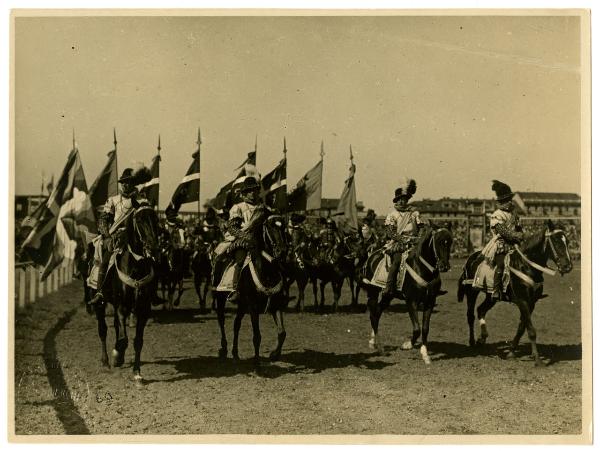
[101,358,110,368]
[269,351,281,362]
[368,339,376,350]
[534,359,546,368]
[401,341,413,351]
[420,346,431,364]
[506,351,516,360]
[232,352,240,361]
[218,348,227,360]
[469,339,476,347]
[476,337,486,346]
[133,374,144,388]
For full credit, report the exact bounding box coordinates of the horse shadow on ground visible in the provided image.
[150,308,227,325]
[144,348,395,383]
[427,340,582,365]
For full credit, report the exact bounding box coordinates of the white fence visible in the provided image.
[14,261,75,310]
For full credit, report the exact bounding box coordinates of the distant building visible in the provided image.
[312,198,365,218]
[513,192,581,216]
[411,193,581,218]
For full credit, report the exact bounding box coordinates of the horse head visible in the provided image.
[428,226,453,272]
[131,205,159,260]
[543,220,573,275]
[262,214,288,261]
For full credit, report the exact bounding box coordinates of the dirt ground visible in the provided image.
[13,259,582,436]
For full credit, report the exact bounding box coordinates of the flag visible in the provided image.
[288,160,323,212]
[165,150,200,216]
[46,174,54,196]
[207,151,258,212]
[89,149,118,212]
[334,161,358,234]
[21,148,95,280]
[138,152,160,206]
[261,157,287,211]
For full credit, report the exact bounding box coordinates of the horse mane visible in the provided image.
[520,227,546,253]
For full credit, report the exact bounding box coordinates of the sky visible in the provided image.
[13,14,582,214]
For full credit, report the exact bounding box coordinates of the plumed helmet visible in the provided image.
[130,162,152,186]
[290,212,306,225]
[118,168,135,183]
[364,209,376,223]
[491,180,514,202]
[393,178,417,202]
[240,176,261,193]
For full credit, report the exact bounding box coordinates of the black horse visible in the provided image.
[190,239,215,313]
[158,242,186,311]
[213,207,289,366]
[282,229,318,312]
[362,226,453,364]
[458,220,573,365]
[313,237,356,313]
[92,205,159,386]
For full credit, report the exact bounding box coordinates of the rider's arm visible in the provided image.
[494,221,523,244]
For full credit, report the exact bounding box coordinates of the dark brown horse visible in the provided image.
[362,226,453,364]
[93,205,159,386]
[213,208,289,367]
[191,239,215,313]
[282,228,318,312]
[313,237,356,313]
[458,220,573,365]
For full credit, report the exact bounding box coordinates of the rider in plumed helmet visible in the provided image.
[213,175,265,304]
[481,180,524,302]
[382,178,425,299]
[89,164,152,306]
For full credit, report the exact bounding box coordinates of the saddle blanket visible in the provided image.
[215,256,251,292]
[471,255,510,294]
[365,251,408,290]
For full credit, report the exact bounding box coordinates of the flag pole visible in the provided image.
[197,127,202,218]
[113,128,118,188]
[283,137,288,220]
[157,134,161,212]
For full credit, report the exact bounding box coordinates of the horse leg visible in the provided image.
[476,294,497,345]
[132,310,149,386]
[250,308,262,367]
[367,292,384,355]
[332,280,341,313]
[319,281,326,313]
[174,278,183,306]
[354,283,361,310]
[506,314,527,360]
[269,310,286,361]
[216,295,228,359]
[194,271,203,307]
[466,288,478,347]
[113,305,128,367]
[95,304,109,367]
[231,307,245,361]
[420,298,434,364]
[311,276,318,311]
[403,298,421,350]
[510,298,543,366]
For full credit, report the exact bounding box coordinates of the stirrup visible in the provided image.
[89,291,105,306]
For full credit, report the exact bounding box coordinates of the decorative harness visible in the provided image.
[115,206,156,290]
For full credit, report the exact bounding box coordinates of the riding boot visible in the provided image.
[89,269,107,306]
[227,263,242,304]
[492,267,505,302]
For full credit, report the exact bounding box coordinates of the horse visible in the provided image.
[458,220,573,366]
[92,205,159,385]
[312,237,356,313]
[362,226,453,364]
[212,207,289,367]
[282,228,318,312]
[190,238,215,313]
[158,239,186,311]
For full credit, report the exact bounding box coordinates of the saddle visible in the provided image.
[363,250,409,290]
[214,252,283,296]
[471,254,511,294]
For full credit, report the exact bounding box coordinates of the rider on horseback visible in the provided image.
[381,178,424,299]
[318,217,341,263]
[355,209,379,266]
[288,212,309,265]
[481,180,524,302]
[212,176,264,304]
[89,167,151,306]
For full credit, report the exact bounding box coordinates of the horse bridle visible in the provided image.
[426,228,450,270]
[542,229,571,273]
[132,206,157,259]
[263,215,285,259]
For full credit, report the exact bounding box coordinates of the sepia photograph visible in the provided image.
[8,8,591,443]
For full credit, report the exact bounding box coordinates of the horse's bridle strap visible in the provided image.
[515,245,557,276]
